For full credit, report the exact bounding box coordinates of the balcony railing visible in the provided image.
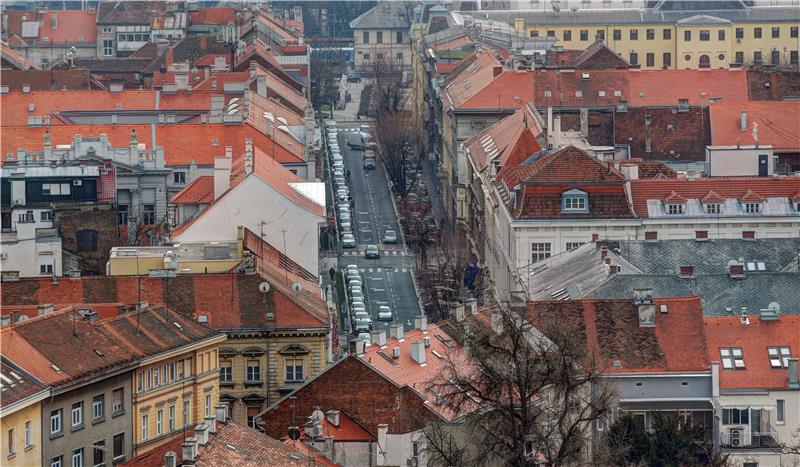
[720,429,779,449]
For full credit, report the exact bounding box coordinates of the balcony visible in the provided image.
[720,428,779,449]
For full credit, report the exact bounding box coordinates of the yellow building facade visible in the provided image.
[131,335,226,456]
[1,396,47,467]
[514,15,799,70]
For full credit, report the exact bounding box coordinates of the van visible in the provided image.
[347,132,366,149]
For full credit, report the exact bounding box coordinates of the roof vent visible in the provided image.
[581,72,590,80]
[659,304,668,314]
[28,102,35,112]
[22,85,30,94]
[633,288,652,305]
[759,302,780,321]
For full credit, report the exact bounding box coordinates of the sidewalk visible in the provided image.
[420,157,448,231]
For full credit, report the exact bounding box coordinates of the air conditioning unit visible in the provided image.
[406,457,419,467]
[729,428,743,447]
[73,179,82,186]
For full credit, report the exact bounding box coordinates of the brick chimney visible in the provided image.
[194,423,209,445]
[182,438,197,463]
[166,48,174,68]
[729,263,745,278]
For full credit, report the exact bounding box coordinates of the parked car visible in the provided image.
[363,158,376,170]
[353,311,371,323]
[378,306,393,321]
[334,176,345,186]
[347,73,362,83]
[341,234,356,248]
[351,301,366,312]
[354,319,371,332]
[347,132,366,149]
[382,230,397,244]
[348,285,362,295]
[340,222,353,234]
[365,244,380,259]
[350,290,364,302]
[339,211,351,223]
[345,264,359,273]
[347,279,362,289]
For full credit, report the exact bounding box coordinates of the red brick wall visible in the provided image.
[260,357,438,438]
[57,207,119,275]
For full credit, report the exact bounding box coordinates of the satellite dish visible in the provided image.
[287,426,301,440]
[258,282,271,293]
[768,302,780,312]
[291,281,303,293]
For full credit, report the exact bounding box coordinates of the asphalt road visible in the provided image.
[333,122,422,335]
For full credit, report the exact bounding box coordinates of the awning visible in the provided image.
[620,400,713,411]
[720,397,777,411]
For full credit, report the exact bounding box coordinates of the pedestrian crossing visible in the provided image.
[360,267,410,273]
[341,250,406,256]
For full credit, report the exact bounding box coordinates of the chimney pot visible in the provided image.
[729,263,745,278]
[493,65,503,77]
[450,302,465,321]
[414,314,427,331]
[370,330,387,347]
[182,438,197,462]
[195,424,209,446]
[388,323,404,341]
[215,405,227,423]
[354,339,366,356]
[205,416,217,434]
[600,247,608,258]
[164,451,177,467]
[604,257,611,265]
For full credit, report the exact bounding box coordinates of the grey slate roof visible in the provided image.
[471,6,800,26]
[589,273,800,316]
[350,2,410,30]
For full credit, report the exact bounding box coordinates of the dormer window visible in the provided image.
[720,348,745,369]
[667,204,684,215]
[561,189,588,212]
[768,347,791,368]
[705,203,721,214]
[744,202,761,214]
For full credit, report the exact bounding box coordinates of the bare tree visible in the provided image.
[373,111,422,199]
[364,53,405,116]
[424,307,617,467]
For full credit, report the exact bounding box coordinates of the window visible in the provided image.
[722,408,749,424]
[646,29,654,40]
[663,52,672,67]
[112,388,124,414]
[247,406,260,428]
[41,263,54,276]
[92,395,104,421]
[744,202,761,214]
[173,172,186,184]
[41,211,53,222]
[699,54,710,68]
[396,31,403,43]
[735,27,744,39]
[7,428,15,456]
[246,360,261,382]
[777,399,785,424]
[169,405,176,432]
[629,52,638,65]
[117,205,129,225]
[153,367,160,387]
[396,52,403,63]
[376,31,383,44]
[695,231,708,240]
[667,204,684,215]
[103,39,113,56]
[205,393,212,417]
[141,414,149,440]
[580,30,588,41]
[630,29,638,40]
[646,53,654,67]
[792,26,799,38]
[72,448,83,467]
[566,242,584,251]
[663,28,671,40]
[24,421,31,447]
[362,31,369,44]
[285,357,304,382]
[768,347,791,368]
[644,231,658,241]
[684,30,691,41]
[699,30,710,41]
[72,402,83,427]
[771,50,780,65]
[141,204,155,224]
[544,90,552,98]
[92,440,104,467]
[791,51,798,65]
[112,433,124,461]
[531,243,551,262]
[754,27,762,39]
[720,348,745,369]
[76,230,98,252]
[754,51,762,64]
[563,30,572,41]
[772,27,780,38]
[718,29,725,40]
[613,29,621,41]
[51,409,62,435]
[742,230,755,239]
[596,30,605,41]
[183,399,191,427]
[52,456,63,467]
[220,361,232,383]
[735,52,744,64]
[562,191,588,211]
[156,409,163,436]
[529,30,539,38]
[42,183,70,196]
[102,27,112,33]
[547,30,555,38]
[575,90,583,98]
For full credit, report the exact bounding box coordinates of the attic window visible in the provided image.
[562,189,588,212]
[575,90,583,98]
[211,138,219,146]
[666,204,684,215]
[598,90,606,97]
[768,347,791,368]
[614,90,622,97]
[720,348,745,370]
[544,90,552,98]
[743,202,761,214]
[705,203,721,214]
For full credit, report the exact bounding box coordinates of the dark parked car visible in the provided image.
[347,73,362,83]
[363,158,376,170]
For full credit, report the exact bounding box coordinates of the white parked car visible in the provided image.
[341,234,356,248]
[378,306,392,321]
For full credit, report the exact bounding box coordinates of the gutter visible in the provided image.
[138,334,227,365]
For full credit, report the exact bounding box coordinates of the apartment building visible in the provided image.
[350,2,412,72]
[1,10,97,69]
[96,1,186,58]
[479,1,800,69]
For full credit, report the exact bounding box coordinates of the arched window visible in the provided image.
[699,55,711,69]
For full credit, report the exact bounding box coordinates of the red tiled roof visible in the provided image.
[37,10,97,44]
[499,145,625,187]
[0,274,327,332]
[704,315,800,390]
[701,190,725,203]
[710,101,800,152]
[613,106,709,162]
[0,69,95,91]
[791,191,800,202]
[740,189,765,202]
[297,412,375,442]
[1,41,39,70]
[189,8,237,25]
[123,420,334,467]
[1,303,124,322]
[527,296,710,374]
[1,304,219,387]
[464,105,544,173]
[97,1,169,25]
[459,70,533,110]
[0,90,157,126]
[443,50,501,109]
[172,176,214,204]
[664,191,687,203]
[0,356,48,407]
[358,324,469,422]
[626,69,748,107]
[432,35,474,52]
[434,62,460,74]
[629,177,800,217]
[252,146,325,217]
[617,159,677,179]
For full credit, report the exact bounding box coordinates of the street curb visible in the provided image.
[371,123,409,256]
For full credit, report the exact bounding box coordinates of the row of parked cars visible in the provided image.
[326,121,357,248]
[344,264,393,332]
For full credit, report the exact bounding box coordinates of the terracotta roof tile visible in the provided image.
[702,190,725,203]
[0,356,47,407]
[664,191,688,203]
[710,101,800,152]
[527,296,710,374]
[459,70,533,110]
[704,315,800,390]
[189,8,237,25]
[97,1,169,25]
[171,176,214,204]
[740,189,765,202]
[464,105,544,173]
[37,10,97,44]
[0,69,95,91]
[1,41,39,70]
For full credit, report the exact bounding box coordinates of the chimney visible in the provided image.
[354,339,366,356]
[377,424,388,465]
[182,438,197,462]
[213,154,232,200]
[244,138,254,174]
[679,265,694,278]
[580,107,589,137]
[740,110,747,131]
[164,451,177,467]
[195,424,209,446]
[323,436,335,460]
[464,298,477,314]
[450,302,465,322]
[414,315,427,331]
[249,61,258,78]
[729,263,745,278]
[411,340,426,365]
[493,65,503,77]
[325,410,340,427]
[788,358,799,389]
[711,361,720,397]
[215,405,227,423]
[370,330,386,347]
[205,416,216,434]
[604,257,611,265]
[600,247,608,258]
[256,75,267,98]
[388,323,404,341]
[37,303,54,316]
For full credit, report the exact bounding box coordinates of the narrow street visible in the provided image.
[330,121,422,336]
